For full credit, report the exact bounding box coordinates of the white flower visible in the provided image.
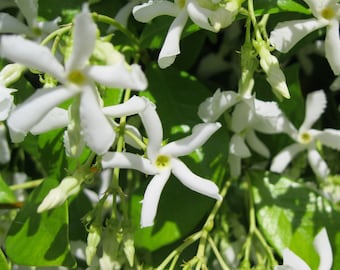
[275,228,333,270]
[133,0,239,68]
[270,90,340,178]
[0,122,10,164]
[269,0,340,75]
[102,99,222,227]
[0,0,60,38]
[37,176,82,213]
[0,5,147,155]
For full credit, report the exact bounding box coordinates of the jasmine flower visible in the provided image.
[270,90,340,178]
[269,0,340,75]
[133,0,240,68]
[102,99,222,227]
[275,228,332,270]
[0,5,147,155]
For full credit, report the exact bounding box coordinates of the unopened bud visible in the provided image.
[86,225,101,266]
[0,64,25,86]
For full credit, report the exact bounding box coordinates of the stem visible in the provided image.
[208,236,230,270]
[10,179,43,191]
[40,24,72,46]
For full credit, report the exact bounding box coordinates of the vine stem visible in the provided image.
[10,179,43,191]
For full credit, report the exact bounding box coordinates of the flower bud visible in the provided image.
[0,64,25,86]
[86,224,101,266]
[37,176,81,213]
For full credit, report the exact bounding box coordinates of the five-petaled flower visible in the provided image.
[275,228,333,270]
[0,4,147,155]
[270,0,340,75]
[270,90,340,178]
[102,98,222,227]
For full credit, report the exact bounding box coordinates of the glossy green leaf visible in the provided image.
[0,174,16,204]
[5,178,76,268]
[251,171,340,269]
[253,0,310,16]
[0,249,9,270]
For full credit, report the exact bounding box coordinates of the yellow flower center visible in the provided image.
[299,131,312,144]
[321,7,335,20]
[155,155,170,169]
[67,70,86,85]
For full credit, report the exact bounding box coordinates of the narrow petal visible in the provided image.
[140,170,171,227]
[7,86,76,142]
[0,13,31,35]
[316,128,340,150]
[300,90,326,132]
[132,1,180,23]
[114,1,138,28]
[171,158,222,200]
[313,228,333,270]
[85,63,147,90]
[65,4,96,71]
[245,130,270,158]
[281,248,310,270]
[270,19,326,53]
[229,134,251,158]
[270,143,305,173]
[15,0,38,27]
[79,84,115,155]
[325,20,340,75]
[101,152,158,175]
[0,35,65,81]
[0,123,10,164]
[0,86,15,121]
[158,10,188,69]
[161,122,221,157]
[124,124,143,149]
[139,100,163,161]
[198,89,239,122]
[103,95,147,117]
[307,149,330,179]
[30,107,68,134]
[231,99,254,133]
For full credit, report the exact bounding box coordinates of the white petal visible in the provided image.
[161,122,221,157]
[325,20,340,75]
[270,19,326,53]
[245,130,270,158]
[15,0,38,27]
[313,228,333,270]
[300,90,326,132]
[7,86,76,142]
[124,124,143,149]
[30,107,68,134]
[198,89,239,122]
[132,0,179,23]
[113,1,138,28]
[231,99,254,133]
[0,123,10,164]
[85,63,147,90]
[281,248,310,270]
[307,149,330,179]
[270,143,305,173]
[0,13,31,35]
[0,86,14,121]
[79,84,115,155]
[103,95,147,117]
[0,35,65,81]
[229,134,251,158]
[140,170,171,227]
[330,76,340,91]
[316,128,340,150]
[65,4,96,72]
[228,153,241,178]
[158,10,188,69]
[101,152,158,175]
[139,100,163,161]
[171,158,222,200]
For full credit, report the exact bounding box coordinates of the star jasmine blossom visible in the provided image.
[0,5,147,155]
[102,99,222,227]
[269,0,340,75]
[275,228,333,270]
[270,90,340,178]
[0,0,60,38]
[132,0,240,68]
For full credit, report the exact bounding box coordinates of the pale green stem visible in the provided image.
[208,236,231,270]
[40,24,72,46]
[10,179,43,191]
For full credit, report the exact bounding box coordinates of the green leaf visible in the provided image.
[253,0,310,16]
[0,174,16,204]
[0,249,10,270]
[131,66,228,251]
[5,178,76,268]
[251,171,340,270]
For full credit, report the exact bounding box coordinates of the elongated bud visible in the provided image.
[37,176,81,213]
[0,63,25,86]
[86,224,101,266]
